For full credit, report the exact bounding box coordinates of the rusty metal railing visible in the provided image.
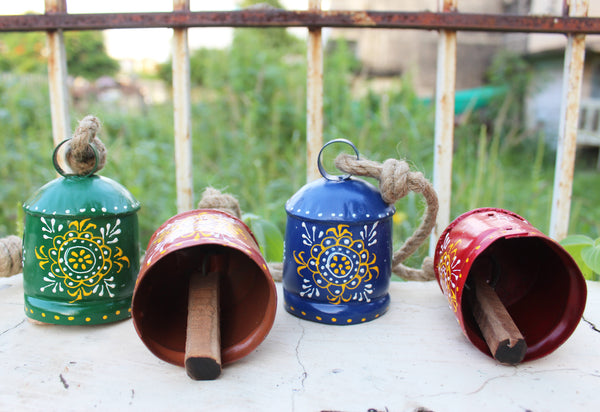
[1,0,599,250]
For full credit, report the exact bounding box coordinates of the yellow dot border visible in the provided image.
[285,303,385,325]
[24,305,132,325]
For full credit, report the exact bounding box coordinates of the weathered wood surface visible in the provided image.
[185,270,221,380]
[469,276,527,365]
[1,274,599,411]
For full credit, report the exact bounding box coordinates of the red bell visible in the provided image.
[433,207,587,362]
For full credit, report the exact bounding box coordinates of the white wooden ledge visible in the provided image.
[1,274,599,411]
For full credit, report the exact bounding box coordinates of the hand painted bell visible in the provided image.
[434,208,587,362]
[132,209,277,374]
[283,139,395,324]
[22,136,140,325]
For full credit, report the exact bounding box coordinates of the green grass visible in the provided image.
[1,45,600,269]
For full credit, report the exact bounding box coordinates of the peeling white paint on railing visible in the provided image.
[549,0,589,240]
[306,0,323,182]
[172,0,194,212]
[45,0,70,147]
[430,0,457,255]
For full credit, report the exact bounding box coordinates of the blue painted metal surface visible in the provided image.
[282,140,395,325]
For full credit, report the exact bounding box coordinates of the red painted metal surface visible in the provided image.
[1,10,600,34]
[433,208,587,362]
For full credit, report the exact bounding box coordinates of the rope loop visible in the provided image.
[334,153,438,281]
[64,115,107,176]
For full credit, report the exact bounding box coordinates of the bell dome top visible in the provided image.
[23,175,140,218]
[286,177,394,223]
[286,138,395,223]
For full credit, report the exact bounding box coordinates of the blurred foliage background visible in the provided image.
[1,1,599,276]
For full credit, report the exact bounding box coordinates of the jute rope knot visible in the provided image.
[380,159,411,202]
[335,153,438,281]
[65,115,107,175]
[197,187,242,220]
[0,235,23,278]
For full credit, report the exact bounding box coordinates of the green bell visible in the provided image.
[22,120,140,325]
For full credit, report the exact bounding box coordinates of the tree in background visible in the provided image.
[0,30,119,80]
[0,32,47,74]
[158,0,303,89]
[64,31,119,79]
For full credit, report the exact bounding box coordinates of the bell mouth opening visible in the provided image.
[132,244,276,366]
[460,236,587,361]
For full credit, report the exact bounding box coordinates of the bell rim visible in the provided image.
[24,294,133,325]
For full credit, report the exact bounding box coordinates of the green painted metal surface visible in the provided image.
[22,174,140,325]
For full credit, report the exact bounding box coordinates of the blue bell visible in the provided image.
[282,139,395,324]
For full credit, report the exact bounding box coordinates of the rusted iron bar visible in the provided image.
[1,11,600,34]
[306,0,323,182]
[550,0,589,240]
[45,0,70,147]
[430,0,457,255]
[172,0,194,212]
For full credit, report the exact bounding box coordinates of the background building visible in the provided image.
[329,0,600,155]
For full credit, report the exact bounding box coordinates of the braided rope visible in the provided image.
[197,187,242,219]
[335,154,437,281]
[0,236,23,278]
[65,115,107,175]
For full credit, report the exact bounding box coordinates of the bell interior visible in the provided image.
[461,236,586,361]
[132,244,273,366]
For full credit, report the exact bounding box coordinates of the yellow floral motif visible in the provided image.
[69,249,94,270]
[437,234,462,313]
[293,224,378,305]
[35,218,130,302]
[147,211,254,262]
